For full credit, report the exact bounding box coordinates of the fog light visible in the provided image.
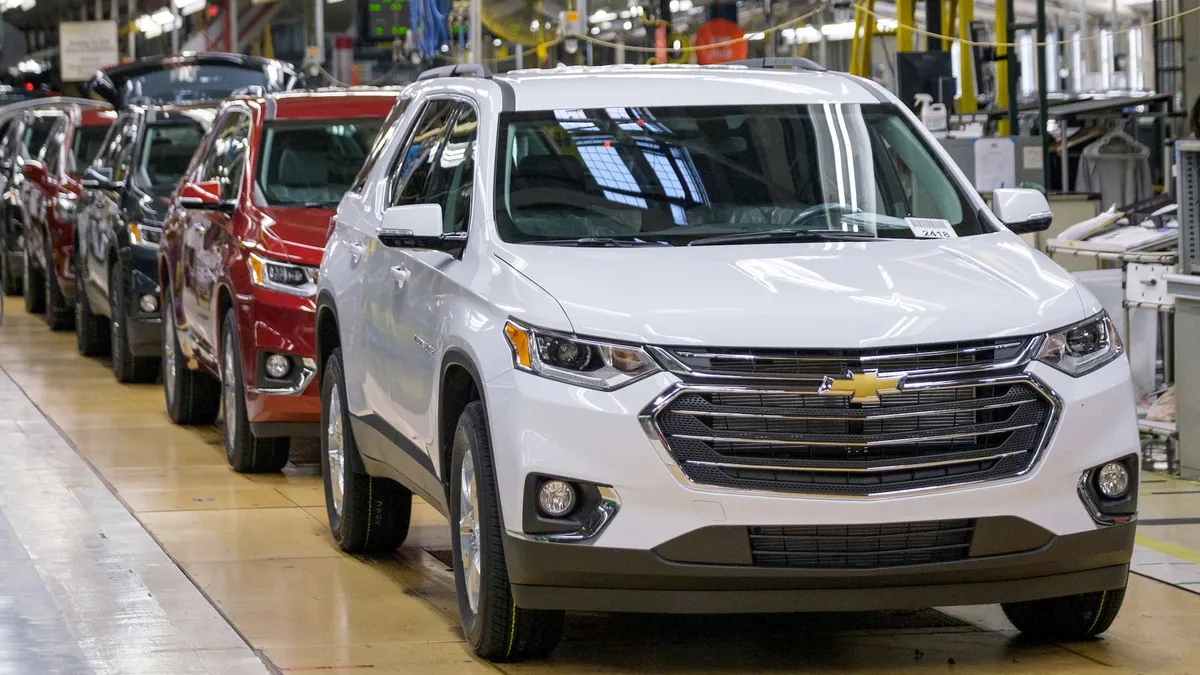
[1096,462,1130,498]
[537,479,576,517]
[138,294,158,313]
[265,354,291,379]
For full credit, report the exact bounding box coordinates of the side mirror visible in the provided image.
[178,180,232,212]
[992,187,1053,234]
[81,166,119,190]
[377,203,466,256]
[22,159,46,185]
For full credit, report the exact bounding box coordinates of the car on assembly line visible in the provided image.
[158,88,396,473]
[0,98,106,295]
[314,61,1141,661]
[73,53,296,384]
[19,105,116,327]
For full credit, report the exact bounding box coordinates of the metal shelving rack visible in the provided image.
[1045,242,1179,472]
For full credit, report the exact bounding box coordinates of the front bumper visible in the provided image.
[122,246,162,358]
[505,521,1134,612]
[485,357,1140,609]
[241,287,319,437]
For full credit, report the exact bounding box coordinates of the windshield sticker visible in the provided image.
[905,218,958,239]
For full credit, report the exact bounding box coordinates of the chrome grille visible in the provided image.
[646,340,1056,496]
[749,519,975,569]
[661,338,1033,381]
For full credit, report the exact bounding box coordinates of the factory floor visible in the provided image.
[1,295,1199,675]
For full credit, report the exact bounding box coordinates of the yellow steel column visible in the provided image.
[896,0,914,52]
[957,0,977,113]
[942,0,956,51]
[851,1,864,76]
[851,0,877,77]
[996,0,1010,135]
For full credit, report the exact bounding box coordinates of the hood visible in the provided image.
[255,207,332,267]
[84,53,297,107]
[495,232,1088,349]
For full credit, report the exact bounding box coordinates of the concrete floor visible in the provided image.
[2,295,1200,674]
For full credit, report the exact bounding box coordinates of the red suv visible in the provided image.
[21,105,115,328]
[159,89,397,472]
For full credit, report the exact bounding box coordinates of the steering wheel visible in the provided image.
[786,202,861,229]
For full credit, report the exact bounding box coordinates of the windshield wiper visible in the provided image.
[688,228,880,247]
[534,237,664,247]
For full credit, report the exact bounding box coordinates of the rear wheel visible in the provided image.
[43,240,72,331]
[162,286,220,425]
[451,401,564,661]
[74,253,109,356]
[221,308,289,473]
[1002,585,1127,641]
[22,245,44,314]
[109,261,159,383]
[320,347,412,553]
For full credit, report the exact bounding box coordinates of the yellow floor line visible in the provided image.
[1135,534,1200,565]
[1148,471,1200,487]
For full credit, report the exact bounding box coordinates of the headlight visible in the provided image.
[128,222,162,247]
[503,319,659,390]
[1035,312,1123,376]
[247,252,318,297]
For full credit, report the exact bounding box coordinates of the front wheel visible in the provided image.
[221,308,289,473]
[74,253,109,356]
[44,240,72,331]
[22,245,44,314]
[1002,585,1126,641]
[450,401,563,661]
[162,287,220,425]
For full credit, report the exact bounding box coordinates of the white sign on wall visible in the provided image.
[59,21,119,82]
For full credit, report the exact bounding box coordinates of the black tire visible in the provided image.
[450,401,564,661]
[74,253,109,356]
[221,308,290,473]
[162,284,220,425]
[109,261,159,383]
[22,245,44,314]
[1002,585,1126,641]
[320,347,412,553]
[44,239,72,331]
[1,246,19,296]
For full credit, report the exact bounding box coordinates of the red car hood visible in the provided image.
[257,207,333,267]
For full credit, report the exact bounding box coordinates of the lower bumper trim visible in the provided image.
[511,564,1129,613]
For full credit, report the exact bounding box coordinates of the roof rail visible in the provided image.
[417,64,492,81]
[726,57,827,73]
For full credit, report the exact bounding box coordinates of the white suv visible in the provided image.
[316,60,1139,661]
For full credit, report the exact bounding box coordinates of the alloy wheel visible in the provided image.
[458,451,482,615]
[326,382,346,517]
[163,306,177,402]
[222,333,237,449]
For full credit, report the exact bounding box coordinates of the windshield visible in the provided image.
[494,104,990,245]
[256,119,383,206]
[69,125,111,175]
[134,121,206,193]
[121,65,289,105]
[20,118,57,160]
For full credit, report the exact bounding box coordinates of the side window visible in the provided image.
[348,95,412,194]
[388,99,457,207]
[198,111,252,201]
[422,104,478,233]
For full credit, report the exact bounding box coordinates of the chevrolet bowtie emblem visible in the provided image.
[818,369,905,404]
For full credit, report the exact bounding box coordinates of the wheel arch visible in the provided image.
[315,289,339,381]
[438,348,487,491]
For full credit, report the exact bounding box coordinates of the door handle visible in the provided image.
[390,266,409,288]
